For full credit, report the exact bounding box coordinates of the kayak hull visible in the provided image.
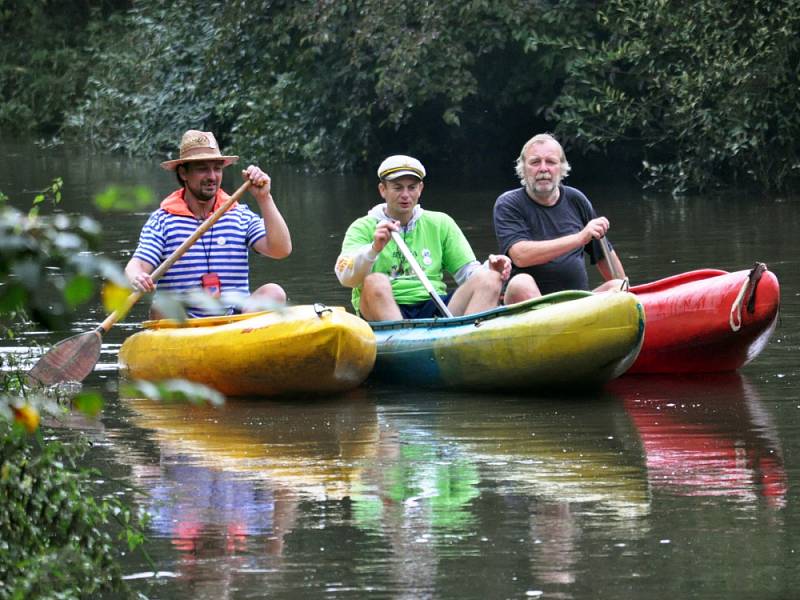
[370,291,645,391]
[628,265,780,373]
[118,305,377,397]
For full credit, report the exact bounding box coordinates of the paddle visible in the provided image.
[27,180,252,386]
[599,236,621,280]
[390,230,454,318]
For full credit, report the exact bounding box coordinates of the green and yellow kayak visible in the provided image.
[370,291,645,391]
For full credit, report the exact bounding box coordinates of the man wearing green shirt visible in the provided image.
[335,154,512,321]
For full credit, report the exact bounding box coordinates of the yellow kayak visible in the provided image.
[118,304,377,397]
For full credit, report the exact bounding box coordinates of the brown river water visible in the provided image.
[2,140,799,599]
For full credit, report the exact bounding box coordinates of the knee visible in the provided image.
[248,283,287,310]
[473,268,504,293]
[363,273,394,297]
[504,274,540,305]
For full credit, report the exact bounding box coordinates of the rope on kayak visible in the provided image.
[729,262,767,332]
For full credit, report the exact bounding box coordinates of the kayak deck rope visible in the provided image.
[729,262,767,332]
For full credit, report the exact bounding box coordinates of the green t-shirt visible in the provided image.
[341,210,476,313]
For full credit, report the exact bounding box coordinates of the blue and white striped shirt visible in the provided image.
[133,200,266,317]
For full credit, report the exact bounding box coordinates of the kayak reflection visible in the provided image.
[610,373,787,507]
[416,396,650,519]
[352,395,651,591]
[124,393,380,561]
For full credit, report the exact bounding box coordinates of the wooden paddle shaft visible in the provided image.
[390,230,454,318]
[98,180,252,333]
[599,236,621,280]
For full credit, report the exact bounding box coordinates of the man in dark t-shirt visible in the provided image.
[494,133,626,303]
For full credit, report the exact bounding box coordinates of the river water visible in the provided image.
[2,141,799,599]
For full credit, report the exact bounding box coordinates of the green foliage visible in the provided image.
[0,2,81,135]
[94,184,156,212]
[0,182,124,432]
[0,182,124,329]
[71,391,104,417]
[4,0,800,192]
[65,0,566,169]
[27,178,62,218]
[0,181,159,599]
[65,2,218,157]
[0,1,129,137]
[0,176,228,596]
[550,0,800,193]
[122,379,225,407]
[0,422,145,599]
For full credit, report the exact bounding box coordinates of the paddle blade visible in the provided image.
[27,330,103,386]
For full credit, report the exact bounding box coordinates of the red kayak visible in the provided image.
[627,263,780,373]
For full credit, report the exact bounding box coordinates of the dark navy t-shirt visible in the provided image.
[493,185,603,294]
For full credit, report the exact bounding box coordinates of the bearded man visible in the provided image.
[126,130,291,317]
[493,133,626,303]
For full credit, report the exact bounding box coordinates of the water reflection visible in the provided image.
[343,412,483,598]
[363,394,652,593]
[426,396,645,507]
[124,393,379,498]
[609,374,787,508]
[121,392,380,596]
[116,390,660,597]
[440,396,650,587]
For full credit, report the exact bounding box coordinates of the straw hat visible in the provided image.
[160,130,239,171]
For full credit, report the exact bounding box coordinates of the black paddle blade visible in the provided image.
[27,330,103,386]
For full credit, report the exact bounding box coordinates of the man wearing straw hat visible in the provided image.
[125,130,292,318]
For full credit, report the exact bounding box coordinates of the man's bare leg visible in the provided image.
[503,273,541,305]
[359,272,403,321]
[447,269,504,316]
[243,283,287,312]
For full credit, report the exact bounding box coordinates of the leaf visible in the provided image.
[73,391,104,416]
[64,274,95,308]
[102,281,132,314]
[0,285,27,312]
[123,378,225,406]
[93,185,156,212]
[151,292,188,322]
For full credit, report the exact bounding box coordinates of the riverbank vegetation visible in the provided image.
[2,0,798,194]
[0,178,231,597]
[0,185,148,598]
[0,423,147,599]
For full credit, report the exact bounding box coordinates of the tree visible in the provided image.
[549,0,800,193]
[4,0,799,193]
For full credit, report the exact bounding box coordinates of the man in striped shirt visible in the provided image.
[125,130,292,318]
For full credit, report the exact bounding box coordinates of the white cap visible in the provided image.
[377,155,426,181]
